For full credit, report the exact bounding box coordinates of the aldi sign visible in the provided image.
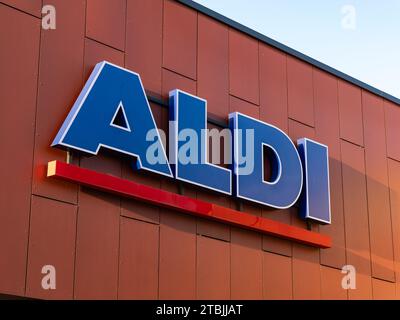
[49,61,332,247]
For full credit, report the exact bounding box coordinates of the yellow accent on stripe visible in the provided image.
[47,160,57,177]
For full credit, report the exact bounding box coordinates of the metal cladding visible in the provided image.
[1,0,399,300]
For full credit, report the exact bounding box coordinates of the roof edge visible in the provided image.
[178,0,400,106]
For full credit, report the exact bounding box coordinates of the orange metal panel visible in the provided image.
[259,44,288,132]
[163,0,197,80]
[348,274,372,300]
[362,91,395,282]
[313,69,346,269]
[86,0,126,51]
[26,196,77,299]
[196,189,230,242]
[196,236,230,299]
[121,200,160,225]
[1,0,42,17]
[162,68,196,99]
[32,0,85,204]
[288,119,315,142]
[262,207,292,257]
[83,38,124,81]
[125,0,163,94]
[197,219,230,242]
[229,30,259,105]
[0,5,40,296]
[74,189,119,299]
[262,252,292,300]
[372,278,396,300]
[231,228,263,299]
[338,80,364,146]
[387,159,400,299]
[149,102,164,129]
[159,212,196,299]
[341,140,373,300]
[229,96,259,119]
[384,100,400,161]
[292,245,321,299]
[243,202,264,218]
[287,56,314,127]
[197,14,229,119]
[320,266,347,300]
[118,217,159,299]
[80,150,122,177]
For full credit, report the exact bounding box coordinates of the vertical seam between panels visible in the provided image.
[382,100,397,283]
[123,0,127,53]
[194,10,199,300]
[72,0,88,300]
[24,3,43,297]
[116,215,122,300]
[311,67,316,128]
[157,0,165,300]
[116,0,128,301]
[256,41,260,109]
[285,54,294,300]
[336,78,349,300]
[227,26,232,300]
[360,94,374,296]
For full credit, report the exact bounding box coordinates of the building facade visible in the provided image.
[1,0,400,300]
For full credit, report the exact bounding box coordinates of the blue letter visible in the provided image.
[297,138,331,224]
[52,61,172,177]
[170,90,231,194]
[229,113,303,209]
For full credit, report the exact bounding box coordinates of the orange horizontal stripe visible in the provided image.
[47,160,331,248]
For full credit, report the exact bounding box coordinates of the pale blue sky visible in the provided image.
[194,0,400,99]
